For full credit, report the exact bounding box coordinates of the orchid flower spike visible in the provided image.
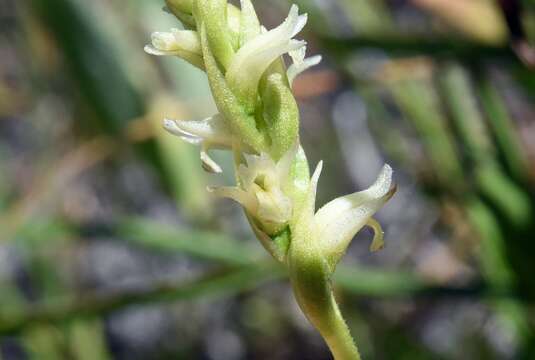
[146,2,395,359]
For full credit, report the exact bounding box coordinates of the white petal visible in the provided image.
[276,141,299,184]
[146,30,204,69]
[163,118,190,137]
[151,31,179,51]
[238,163,256,191]
[200,144,222,173]
[302,160,323,218]
[144,45,179,56]
[289,46,306,64]
[228,39,305,105]
[230,4,299,70]
[245,152,276,170]
[292,14,308,37]
[310,162,323,199]
[255,187,292,223]
[238,152,277,191]
[171,29,201,54]
[164,117,231,173]
[207,186,257,214]
[314,164,394,266]
[163,115,233,148]
[226,5,307,102]
[179,135,203,145]
[239,0,261,45]
[287,54,322,86]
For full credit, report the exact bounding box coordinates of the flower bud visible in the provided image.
[144,29,204,69]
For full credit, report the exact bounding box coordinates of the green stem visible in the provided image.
[289,247,361,360]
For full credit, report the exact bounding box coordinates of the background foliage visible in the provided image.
[0,0,534,359]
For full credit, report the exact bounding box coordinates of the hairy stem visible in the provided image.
[289,246,361,360]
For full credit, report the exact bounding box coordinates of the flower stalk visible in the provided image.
[146,1,395,358]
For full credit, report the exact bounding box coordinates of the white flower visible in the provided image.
[287,46,322,86]
[226,4,308,107]
[296,162,395,270]
[163,114,234,173]
[208,144,298,234]
[144,29,204,69]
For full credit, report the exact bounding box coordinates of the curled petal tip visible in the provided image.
[164,119,202,143]
[380,163,393,178]
[144,45,167,56]
[386,184,397,201]
[292,13,308,37]
[312,54,322,63]
[163,118,181,135]
[143,45,153,54]
[367,218,385,252]
[287,52,322,85]
[370,241,385,252]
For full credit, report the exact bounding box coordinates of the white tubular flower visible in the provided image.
[209,145,297,235]
[287,46,322,86]
[163,114,233,173]
[302,163,395,271]
[226,4,308,108]
[144,29,204,70]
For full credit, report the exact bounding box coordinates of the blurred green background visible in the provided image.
[1,0,534,359]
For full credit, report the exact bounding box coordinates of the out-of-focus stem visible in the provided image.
[411,0,508,45]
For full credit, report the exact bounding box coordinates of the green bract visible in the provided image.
[146,1,395,359]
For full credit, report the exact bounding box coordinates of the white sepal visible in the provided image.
[226,5,308,106]
[145,30,204,69]
[314,164,394,267]
[287,46,322,86]
[207,185,257,214]
[171,29,201,54]
[163,114,233,173]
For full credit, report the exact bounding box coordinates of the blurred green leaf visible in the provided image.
[334,266,426,297]
[338,0,393,35]
[0,262,284,335]
[439,63,494,163]
[68,318,111,360]
[23,324,65,360]
[117,217,264,265]
[388,76,464,191]
[478,75,529,182]
[28,0,144,134]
